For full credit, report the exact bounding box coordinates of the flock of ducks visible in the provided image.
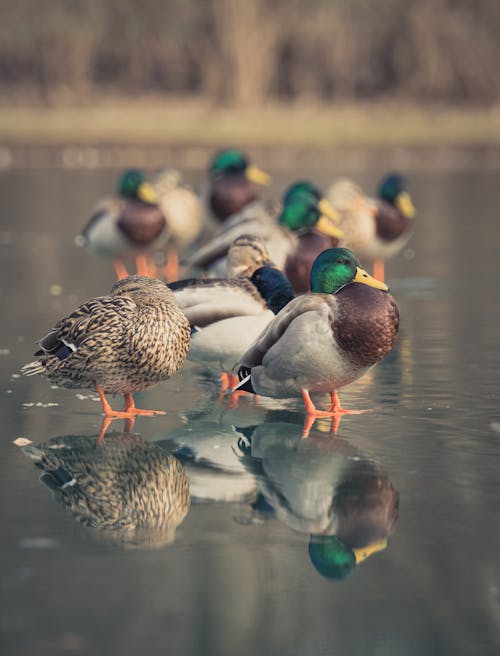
[22,148,416,441]
[18,147,414,577]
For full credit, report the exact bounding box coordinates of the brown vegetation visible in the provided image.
[0,0,499,107]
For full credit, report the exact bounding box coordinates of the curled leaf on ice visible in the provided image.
[13,437,33,447]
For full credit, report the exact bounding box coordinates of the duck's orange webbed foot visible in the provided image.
[301,390,366,437]
[122,393,166,416]
[96,385,166,419]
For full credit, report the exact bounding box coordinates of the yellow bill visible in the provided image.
[138,181,158,204]
[354,266,389,291]
[395,191,416,218]
[352,538,388,564]
[245,165,272,186]
[316,214,343,239]
[318,197,341,224]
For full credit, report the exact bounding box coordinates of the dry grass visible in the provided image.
[1,100,500,147]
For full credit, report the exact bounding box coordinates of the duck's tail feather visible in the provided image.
[20,361,45,376]
[233,367,255,393]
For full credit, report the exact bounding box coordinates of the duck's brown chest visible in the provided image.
[333,284,399,367]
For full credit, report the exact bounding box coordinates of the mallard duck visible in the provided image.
[154,168,204,281]
[76,169,168,280]
[158,421,259,503]
[236,248,399,432]
[22,276,190,439]
[19,433,190,549]
[328,173,416,282]
[170,235,295,390]
[208,148,271,223]
[186,181,342,287]
[235,420,398,579]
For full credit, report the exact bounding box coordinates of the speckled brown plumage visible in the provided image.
[22,276,190,395]
[209,175,259,222]
[21,433,190,549]
[333,283,399,368]
[117,199,167,246]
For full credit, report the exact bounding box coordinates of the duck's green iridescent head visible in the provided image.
[378,174,415,219]
[283,180,322,203]
[209,149,271,185]
[279,192,342,239]
[310,247,388,294]
[308,534,387,580]
[308,535,356,579]
[283,181,341,231]
[118,169,158,204]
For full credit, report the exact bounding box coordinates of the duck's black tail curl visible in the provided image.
[233,366,255,393]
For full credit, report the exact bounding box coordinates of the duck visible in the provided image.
[186,181,342,287]
[169,235,295,391]
[328,173,416,282]
[235,248,399,434]
[207,148,271,223]
[19,432,190,549]
[76,169,168,280]
[154,168,204,281]
[235,419,399,579]
[21,276,190,440]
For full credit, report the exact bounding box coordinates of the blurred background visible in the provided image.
[1,0,500,167]
[2,0,500,106]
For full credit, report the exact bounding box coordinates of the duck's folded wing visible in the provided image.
[35,296,134,359]
[185,219,279,269]
[237,295,329,368]
[169,278,266,326]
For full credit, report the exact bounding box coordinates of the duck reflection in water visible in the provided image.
[235,416,399,579]
[18,432,190,549]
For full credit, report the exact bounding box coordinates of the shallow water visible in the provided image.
[1,165,500,656]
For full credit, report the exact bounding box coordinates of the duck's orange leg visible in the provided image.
[373,259,385,283]
[301,389,366,437]
[96,384,166,418]
[135,254,151,276]
[113,260,129,280]
[164,249,179,282]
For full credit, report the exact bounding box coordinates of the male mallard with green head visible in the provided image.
[235,423,398,579]
[77,169,168,280]
[187,181,342,286]
[208,148,271,223]
[328,174,416,282]
[22,276,190,439]
[235,248,399,432]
